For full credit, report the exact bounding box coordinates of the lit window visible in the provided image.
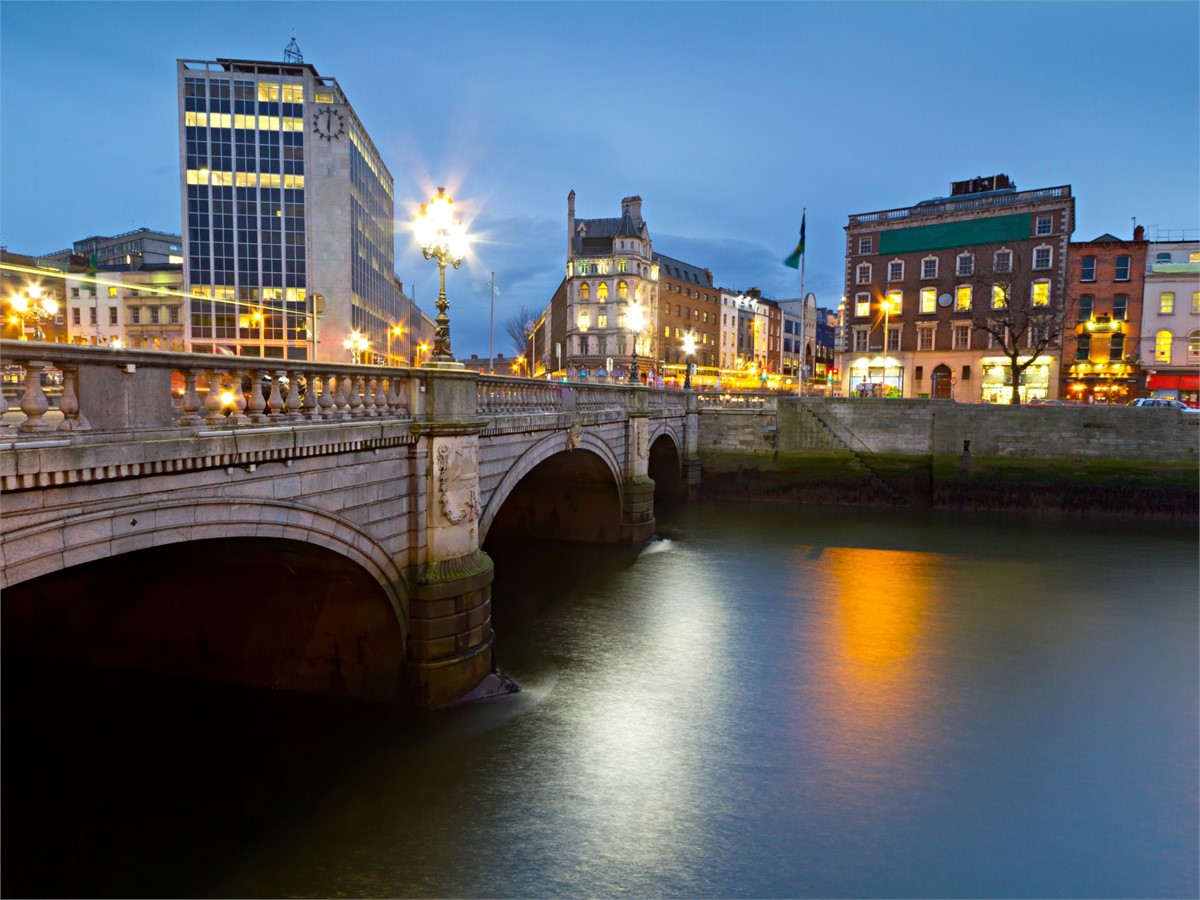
[617,259,627,273]
[577,309,590,331]
[855,293,870,317]
[992,285,1008,309]
[921,257,938,279]
[920,287,936,314]
[1188,330,1200,363]
[887,290,903,316]
[856,263,872,284]
[1080,256,1096,281]
[1160,292,1175,314]
[1193,292,1200,314]
[955,285,972,311]
[315,92,334,104]
[617,281,628,299]
[888,260,904,282]
[281,84,304,103]
[1035,215,1053,236]
[1033,246,1052,269]
[1114,255,1130,281]
[257,82,281,101]
[1031,281,1050,306]
[597,313,608,329]
[108,286,117,298]
[957,253,974,276]
[953,324,971,350]
[1190,252,1200,263]
[597,283,608,301]
[579,283,590,300]
[1155,330,1173,363]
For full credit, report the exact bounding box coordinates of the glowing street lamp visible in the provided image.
[343,329,369,364]
[387,323,405,366]
[682,330,697,391]
[627,302,645,384]
[413,186,469,364]
[416,341,429,366]
[7,284,59,340]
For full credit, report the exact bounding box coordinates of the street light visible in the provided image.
[343,329,369,364]
[512,354,526,377]
[387,323,405,366]
[416,341,429,366]
[682,330,697,391]
[7,284,59,340]
[413,186,468,364]
[627,302,645,384]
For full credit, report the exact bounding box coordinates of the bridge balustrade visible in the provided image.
[474,375,689,417]
[0,340,417,438]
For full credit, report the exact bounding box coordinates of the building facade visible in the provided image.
[842,174,1074,402]
[41,228,183,269]
[561,192,659,382]
[1061,228,1148,404]
[64,263,186,350]
[655,253,719,385]
[177,54,417,363]
[1140,235,1200,407]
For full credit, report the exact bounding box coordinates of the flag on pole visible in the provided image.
[783,213,806,269]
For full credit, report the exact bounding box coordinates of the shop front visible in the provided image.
[848,355,905,398]
[980,358,1053,404]
[1146,372,1200,408]
[1063,362,1141,406]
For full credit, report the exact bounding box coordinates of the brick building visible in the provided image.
[1061,227,1148,404]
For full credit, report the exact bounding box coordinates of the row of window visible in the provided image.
[69,305,181,327]
[856,248,1043,284]
[1155,291,1200,314]
[1078,255,1133,282]
[850,322,1050,353]
[852,282,1051,317]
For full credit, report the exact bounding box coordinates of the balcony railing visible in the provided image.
[848,186,1071,227]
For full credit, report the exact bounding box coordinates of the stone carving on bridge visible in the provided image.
[566,424,583,451]
[437,442,480,526]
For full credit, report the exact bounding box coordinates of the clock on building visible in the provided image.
[313,107,345,141]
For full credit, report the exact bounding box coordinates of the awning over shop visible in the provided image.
[1148,373,1200,391]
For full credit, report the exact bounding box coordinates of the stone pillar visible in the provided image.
[405,370,496,708]
[621,412,656,543]
[682,392,702,497]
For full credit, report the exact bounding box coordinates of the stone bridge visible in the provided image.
[0,341,697,707]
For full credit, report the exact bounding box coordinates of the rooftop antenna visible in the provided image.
[284,37,303,64]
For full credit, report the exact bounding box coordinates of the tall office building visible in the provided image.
[177,51,418,363]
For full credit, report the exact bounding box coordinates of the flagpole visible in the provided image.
[798,207,806,397]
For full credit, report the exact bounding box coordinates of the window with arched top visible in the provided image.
[579,282,590,300]
[1155,329,1173,363]
[597,282,609,301]
[617,280,628,299]
[1188,330,1200,363]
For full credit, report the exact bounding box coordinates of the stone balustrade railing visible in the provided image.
[696,392,778,411]
[475,374,691,417]
[1,340,419,439]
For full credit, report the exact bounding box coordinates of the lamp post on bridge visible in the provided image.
[682,330,697,391]
[627,302,645,385]
[343,330,369,364]
[413,186,468,367]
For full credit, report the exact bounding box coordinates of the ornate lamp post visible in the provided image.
[682,330,697,391]
[343,329,369,364]
[413,187,468,366]
[627,302,645,384]
[7,284,59,341]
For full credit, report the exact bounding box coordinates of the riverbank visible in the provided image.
[697,451,1200,518]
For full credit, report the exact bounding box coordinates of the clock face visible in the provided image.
[313,107,345,141]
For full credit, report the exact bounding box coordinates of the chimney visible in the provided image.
[620,195,643,227]
[1134,224,1145,241]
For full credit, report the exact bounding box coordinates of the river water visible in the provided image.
[3,503,1197,898]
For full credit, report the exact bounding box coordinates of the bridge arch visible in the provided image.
[3,497,409,629]
[481,430,626,542]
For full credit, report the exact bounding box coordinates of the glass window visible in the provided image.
[922,257,938,279]
[1109,334,1125,362]
[1078,295,1093,320]
[918,327,934,351]
[108,286,117,298]
[1031,280,1050,306]
[578,309,590,330]
[1075,333,1091,360]
[994,250,1012,273]
[109,307,118,325]
[1080,256,1096,281]
[1035,215,1053,235]
[617,281,628,299]
[953,324,971,350]
[1192,291,1200,314]
[886,328,900,351]
[1155,330,1173,363]
[1112,295,1127,320]
[1033,246,1052,269]
[854,293,870,317]
[1188,330,1200,363]
[856,263,872,284]
[957,254,974,276]
[1160,292,1175,314]
[920,287,936,313]
[858,237,872,255]
[71,308,81,326]
[853,329,868,352]
[579,283,590,300]
[887,290,903,316]
[888,261,904,281]
[992,285,1008,309]
[130,307,141,325]
[955,285,972,311]
[597,313,607,329]
[1114,255,1130,280]
[1155,252,1172,264]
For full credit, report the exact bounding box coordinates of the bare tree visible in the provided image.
[503,306,541,358]
[970,249,1073,405]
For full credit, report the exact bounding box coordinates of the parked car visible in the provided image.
[1127,398,1200,412]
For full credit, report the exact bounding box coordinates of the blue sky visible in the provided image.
[2,1,1197,357]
